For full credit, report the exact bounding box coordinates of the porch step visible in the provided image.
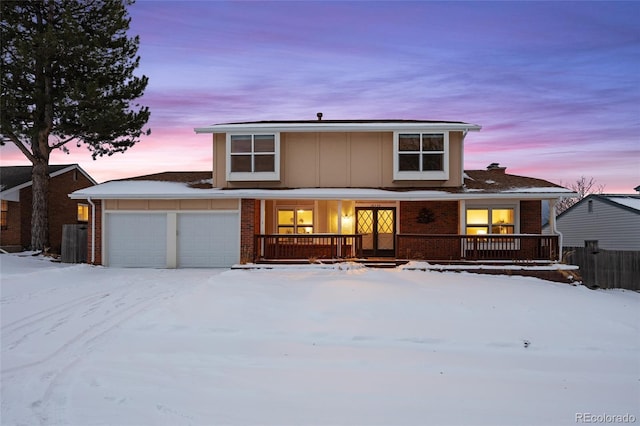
[358,259,410,268]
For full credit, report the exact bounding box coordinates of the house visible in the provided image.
[548,193,640,289]
[69,118,573,268]
[1,164,97,253]
[552,193,640,251]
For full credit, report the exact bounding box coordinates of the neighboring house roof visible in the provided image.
[111,171,213,185]
[556,194,640,220]
[0,164,97,201]
[195,119,482,133]
[70,169,573,200]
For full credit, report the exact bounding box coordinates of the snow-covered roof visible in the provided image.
[70,180,572,201]
[195,119,482,134]
[601,195,640,212]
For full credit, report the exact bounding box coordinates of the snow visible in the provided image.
[2,254,639,426]
[70,180,572,200]
[607,196,640,211]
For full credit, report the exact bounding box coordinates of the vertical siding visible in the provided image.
[556,198,640,250]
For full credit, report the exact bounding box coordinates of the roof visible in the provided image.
[555,194,640,221]
[70,169,573,201]
[195,119,482,134]
[1,164,97,195]
[111,171,213,185]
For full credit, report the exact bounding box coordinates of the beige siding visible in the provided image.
[104,199,238,211]
[213,130,465,188]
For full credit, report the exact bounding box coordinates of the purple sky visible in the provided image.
[2,1,639,192]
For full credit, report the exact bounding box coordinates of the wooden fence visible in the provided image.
[563,247,639,291]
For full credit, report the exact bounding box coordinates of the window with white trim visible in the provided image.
[277,208,314,234]
[227,133,280,181]
[394,132,449,180]
[466,207,516,235]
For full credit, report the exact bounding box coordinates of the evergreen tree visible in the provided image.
[1,0,150,250]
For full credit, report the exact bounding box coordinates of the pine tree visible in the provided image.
[1,0,150,250]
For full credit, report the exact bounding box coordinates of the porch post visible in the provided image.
[337,200,342,257]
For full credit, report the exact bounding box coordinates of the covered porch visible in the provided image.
[243,195,561,263]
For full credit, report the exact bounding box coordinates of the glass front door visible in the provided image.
[356,207,396,257]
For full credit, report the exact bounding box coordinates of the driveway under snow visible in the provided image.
[1,254,638,426]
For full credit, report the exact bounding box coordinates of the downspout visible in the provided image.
[87,197,95,264]
[550,199,563,262]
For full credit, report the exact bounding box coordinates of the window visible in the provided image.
[1,200,8,230]
[277,209,314,234]
[466,207,515,235]
[77,203,89,222]
[394,132,449,180]
[227,133,280,181]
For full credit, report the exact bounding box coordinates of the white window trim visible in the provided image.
[275,206,315,234]
[463,202,520,235]
[393,131,449,181]
[226,132,280,181]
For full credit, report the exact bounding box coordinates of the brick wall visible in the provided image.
[5,168,95,252]
[0,201,22,248]
[240,199,256,263]
[399,201,459,234]
[398,201,459,259]
[520,200,542,234]
[87,200,102,265]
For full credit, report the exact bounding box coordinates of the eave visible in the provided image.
[195,121,482,134]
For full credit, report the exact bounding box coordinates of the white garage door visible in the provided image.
[177,212,239,267]
[106,213,167,268]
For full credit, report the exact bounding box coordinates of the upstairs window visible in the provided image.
[227,133,280,181]
[394,132,449,180]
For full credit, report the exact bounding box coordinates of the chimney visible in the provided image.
[487,163,507,173]
[317,112,323,121]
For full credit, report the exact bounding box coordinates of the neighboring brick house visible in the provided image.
[70,118,573,268]
[1,164,97,253]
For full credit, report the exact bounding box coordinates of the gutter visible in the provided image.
[550,199,563,262]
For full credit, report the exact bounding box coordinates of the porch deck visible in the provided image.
[254,234,559,262]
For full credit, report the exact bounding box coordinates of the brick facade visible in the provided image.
[87,200,102,265]
[397,201,460,259]
[240,199,257,263]
[520,200,542,233]
[0,168,94,252]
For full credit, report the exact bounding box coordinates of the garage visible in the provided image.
[177,212,239,267]
[105,211,240,268]
[106,213,168,268]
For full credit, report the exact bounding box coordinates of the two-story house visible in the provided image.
[70,118,572,268]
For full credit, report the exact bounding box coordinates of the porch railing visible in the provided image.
[254,234,363,261]
[396,234,559,262]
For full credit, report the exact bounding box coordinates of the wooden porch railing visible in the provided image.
[254,234,363,261]
[396,234,559,262]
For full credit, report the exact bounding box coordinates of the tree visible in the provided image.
[1,0,150,250]
[556,176,606,214]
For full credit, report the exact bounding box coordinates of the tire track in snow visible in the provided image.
[0,270,188,426]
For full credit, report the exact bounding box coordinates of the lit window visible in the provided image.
[466,207,515,235]
[227,133,280,181]
[394,132,449,180]
[77,203,89,222]
[1,200,8,230]
[277,209,313,234]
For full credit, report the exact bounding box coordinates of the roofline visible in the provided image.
[556,194,640,219]
[194,121,482,134]
[0,164,98,197]
[70,187,573,201]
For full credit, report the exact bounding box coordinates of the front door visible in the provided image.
[356,207,396,257]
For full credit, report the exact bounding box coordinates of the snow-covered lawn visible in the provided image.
[1,254,638,426]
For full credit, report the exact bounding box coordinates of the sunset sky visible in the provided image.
[2,1,639,193]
